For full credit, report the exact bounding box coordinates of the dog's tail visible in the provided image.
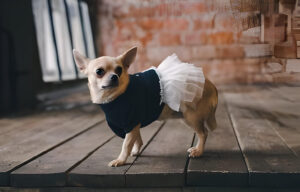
[204,79,218,131]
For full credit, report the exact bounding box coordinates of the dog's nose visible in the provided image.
[110,74,118,82]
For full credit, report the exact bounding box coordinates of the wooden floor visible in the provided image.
[0,84,300,189]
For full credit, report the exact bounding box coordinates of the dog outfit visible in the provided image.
[100,54,205,138]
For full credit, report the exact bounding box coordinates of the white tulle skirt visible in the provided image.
[151,54,205,112]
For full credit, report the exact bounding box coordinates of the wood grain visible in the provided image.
[0,111,74,146]
[267,85,300,103]
[68,121,164,187]
[244,86,300,157]
[224,90,300,187]
[125,119,194,187]
[10,121,114,187]
[0,107,104,186]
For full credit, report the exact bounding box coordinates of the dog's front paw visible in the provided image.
[108,159,126,167]
[187,147,203,158]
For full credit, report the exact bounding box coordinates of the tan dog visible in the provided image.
[73,47,218,167]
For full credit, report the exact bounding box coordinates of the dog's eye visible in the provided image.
[96,68,105,77]
[115,66,122,77]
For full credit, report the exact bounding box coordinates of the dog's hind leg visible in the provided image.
[188,121,208,157]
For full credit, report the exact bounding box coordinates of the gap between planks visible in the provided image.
[0,110,104,186]
[186,93,248,187]
[11,120,105,174]
[67,121,165,187]
[223,86,300,187]
[10,120,114,187]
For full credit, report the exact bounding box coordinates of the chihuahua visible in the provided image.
[73,47,218,167]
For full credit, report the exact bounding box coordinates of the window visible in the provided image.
[32,0,95,82]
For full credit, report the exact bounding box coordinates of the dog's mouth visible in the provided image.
[102,82,119,89]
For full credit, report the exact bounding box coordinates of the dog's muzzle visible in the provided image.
[102,74,119,89]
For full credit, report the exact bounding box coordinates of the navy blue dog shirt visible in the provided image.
[100,69,165,138]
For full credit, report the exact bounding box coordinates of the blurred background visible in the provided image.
[0,0,300,115]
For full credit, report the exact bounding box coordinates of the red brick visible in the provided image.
[214,13,236,30]
[207,32,234,44]
[115,20,135,34]
[249,74,273,83]
[155,3,177,17]
[114,20,155,46]
[139,32,153,46]
[97,0,299,84]
[184,32,207,45]
[262,62,283,73]
[159,33,181,46]
[146,46,193,63]
[137,19,164,31]
[191,45,244,60]
[191,45,216,59]
[163,18,189,31]
[204,59,264,84]
[114,3,182,18]
[205,59,262,75]
[112,1,208,19]
[215,45,245,59]
[180,2,207,15]
[193,17,214,30]
[272,72,300,83]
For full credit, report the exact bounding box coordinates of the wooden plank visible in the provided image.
[0,110,78,186]
[10,121,114,187]
[247,89,300,116]
[125,119,194,187]
[186,94,248,186]
[0,111,76,147]
[0,106,104,186]
[245,86,300,157]
[68,121,164,187]
[0,115,39,136]
[224,90,300,187]
[267,85,300,103]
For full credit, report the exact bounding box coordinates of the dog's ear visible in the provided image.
[117,47,137,69]
[73,49,90,74]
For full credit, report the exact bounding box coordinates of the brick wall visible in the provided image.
[95,0,300,84]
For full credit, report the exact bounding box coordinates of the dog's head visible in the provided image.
[73,47,137,104]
